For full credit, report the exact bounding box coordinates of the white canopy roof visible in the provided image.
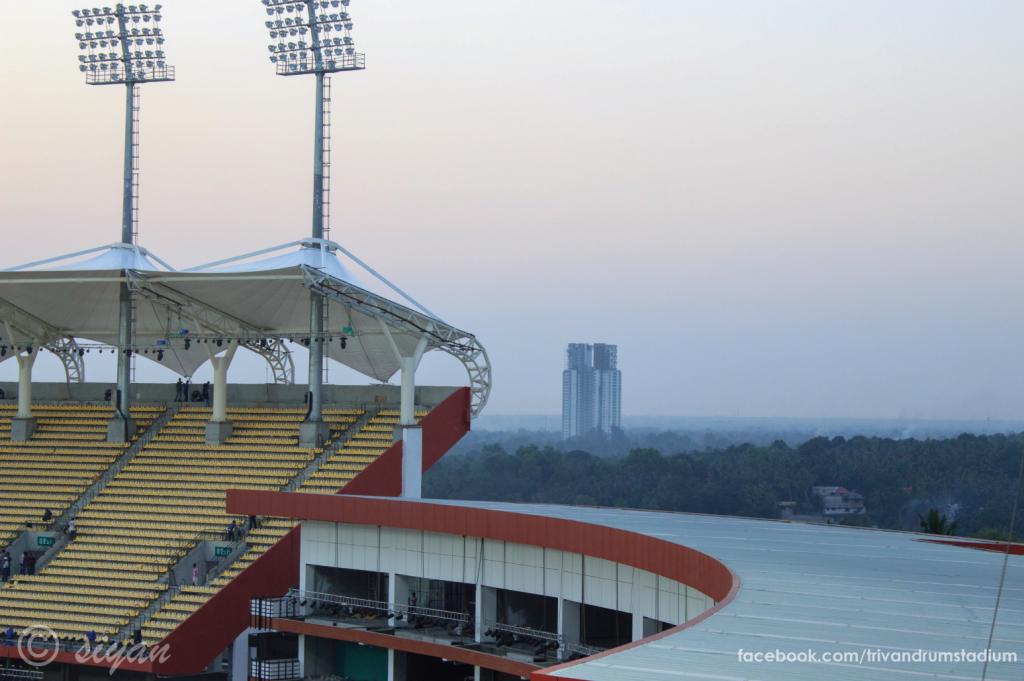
[0,240,491,415]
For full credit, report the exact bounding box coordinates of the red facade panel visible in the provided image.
[340,387,472,497]
[151,527,301,676]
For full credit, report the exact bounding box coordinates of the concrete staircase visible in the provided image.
[284,407,378,491]
[0,404,179,577]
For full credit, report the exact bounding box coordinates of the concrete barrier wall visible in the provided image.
[0,381,459,410]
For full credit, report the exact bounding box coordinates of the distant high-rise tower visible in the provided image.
[562,343,622,439]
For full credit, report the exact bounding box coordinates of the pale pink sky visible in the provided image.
[1,1,1022,418]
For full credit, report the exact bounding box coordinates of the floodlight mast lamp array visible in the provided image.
[261,0,365,427]
[72,3,175,431]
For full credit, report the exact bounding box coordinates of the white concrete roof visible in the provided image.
[429,499,1024,681]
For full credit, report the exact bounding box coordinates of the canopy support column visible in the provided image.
[206,344,238,445]
[108,279,136,443]
[380,320,428,499]
[299,68,331,450]
[109,79,139,443]
[11,343,38,442]
[300,293,331,448]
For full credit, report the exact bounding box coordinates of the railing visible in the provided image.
[253,589,471,628]
[276,53,365,76]
[486,621,559,644]
[252,590,387,622]
[484,622,604,659]
[564,642,606,658]
[283,408,376,492]
[202,537,251,584]
[119,582,181,642]
[165,529,235,569]
[0,669,44,681]
[251,591,606,663]
[1,637,160,661]
[249,658,301,681]
[86,65,176,85]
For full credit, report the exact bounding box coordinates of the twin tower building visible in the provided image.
[561,343,622,439]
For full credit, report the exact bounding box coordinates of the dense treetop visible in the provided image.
[425,433,1024,538]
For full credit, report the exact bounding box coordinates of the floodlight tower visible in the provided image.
[259,0,365,446]
[71,4,174,441]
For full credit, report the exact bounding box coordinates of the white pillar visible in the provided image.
[557,597,565,659]
[206,344,238,444]
[401,426,423,499]
[559,599,581,658]
[399,356,416,426]
[230,627,251,681]
[474,576,484,642]
[379,322,430,498]
[388,571,398,628]
[211,345,238,422]
[15,349,37,419]
[10,346,38,441]
[631,609,644,642]
[480,587,497,640]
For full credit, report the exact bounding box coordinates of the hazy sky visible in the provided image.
[1,1,1022,419]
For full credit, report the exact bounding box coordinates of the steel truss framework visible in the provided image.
[126,272,296,384]
[0,297,85,384]
[44,337,86,384]
[0,296,61,348]
[302,268,492,417]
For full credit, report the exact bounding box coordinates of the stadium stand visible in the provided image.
[0,404,161,548]
[139,408,427,642]
[0,404,360,642]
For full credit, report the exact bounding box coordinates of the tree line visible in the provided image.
[424,433,1024,538]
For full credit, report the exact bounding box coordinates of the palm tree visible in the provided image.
[919,508,959,536]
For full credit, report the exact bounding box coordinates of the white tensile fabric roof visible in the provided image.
[0,241,489,411]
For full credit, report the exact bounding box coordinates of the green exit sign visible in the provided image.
[37,536,55,547]
[215,546,231,557]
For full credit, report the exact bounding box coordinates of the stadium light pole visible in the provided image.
[258,0,365,446]
[71,4,175,441]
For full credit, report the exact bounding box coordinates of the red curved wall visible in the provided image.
[226,493,740,681]
[227,492,736,606]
